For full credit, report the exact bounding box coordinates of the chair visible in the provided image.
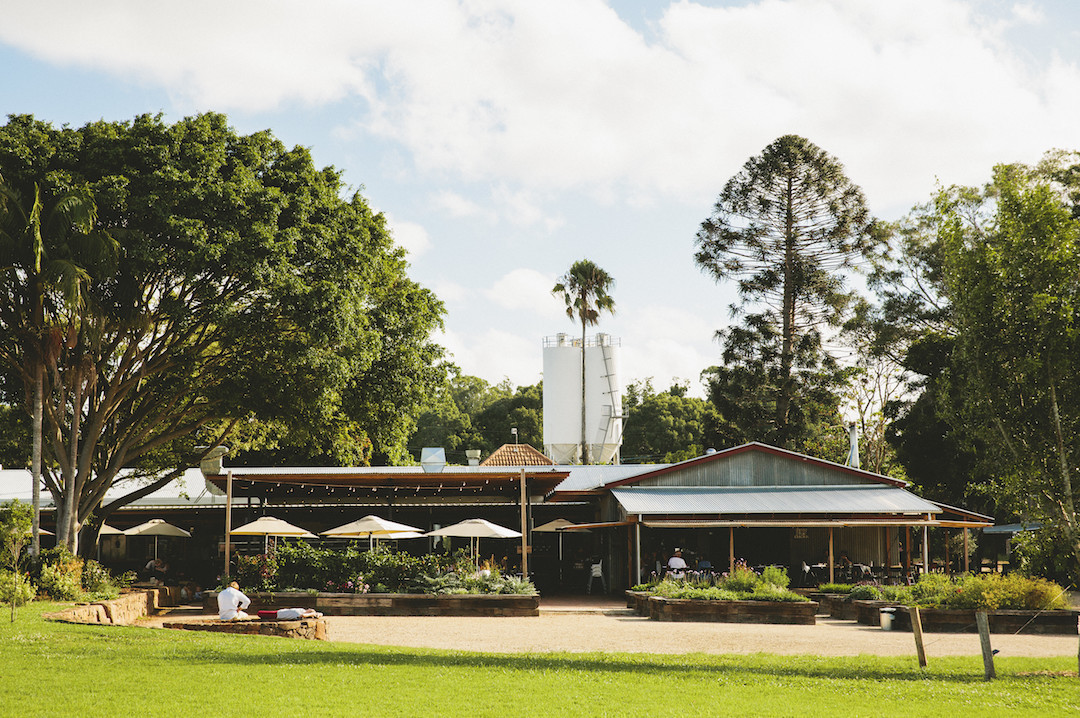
[800,561,817,587]
[585,560,606,594]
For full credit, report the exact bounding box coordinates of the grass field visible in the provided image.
[1,602,1077,717]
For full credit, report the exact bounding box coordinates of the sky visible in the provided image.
[3,0,1080,398]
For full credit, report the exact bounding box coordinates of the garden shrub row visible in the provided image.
[633,563,807,603]
[236,543,536,595]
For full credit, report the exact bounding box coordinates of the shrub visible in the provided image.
[818,583,853,594]
[0,571,35,606]
[720,563,759,593]
[848,585,883,601]
[907,573,1068,610]
[38,561,83,601]
[760,565,790,589]
[235,553,279,592]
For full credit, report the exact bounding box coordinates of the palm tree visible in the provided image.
[0,176,114,552]
[552,260,615,464]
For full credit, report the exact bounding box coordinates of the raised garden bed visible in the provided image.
[647,596,818,624]
[204,591,539,617]
[625,590,651,616]
[889,606,1079,634]
[852,599,901,626]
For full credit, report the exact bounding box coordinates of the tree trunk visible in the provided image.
[64,372,83,554]
[31,365,42,556]
[775,173,797,447]
[580,316,589,465]
[1047,376,1080,575]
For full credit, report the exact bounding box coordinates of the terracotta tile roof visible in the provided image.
[480,443,556,467]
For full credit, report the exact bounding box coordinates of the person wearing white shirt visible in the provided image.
[217,581,251,620]
[667,548,688,572]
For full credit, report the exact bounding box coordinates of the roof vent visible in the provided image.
[420,447,447,473]
[465,449,481,467]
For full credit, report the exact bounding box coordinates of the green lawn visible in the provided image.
[1,602,1076,717]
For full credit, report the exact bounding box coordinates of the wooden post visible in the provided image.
[519,468,528,578]
[911,605,928,668]
[828,526,835,584]
[633,521,641,586]
[223,470,233,579]
[944,529,951,576]
[904,526,911,580]
[976,611,995,680]
[729,527,735,574]
[963,529,970,574]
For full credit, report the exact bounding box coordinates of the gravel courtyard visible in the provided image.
[320,612,1078,657]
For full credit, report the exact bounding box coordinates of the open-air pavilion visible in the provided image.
[1,442,994,592]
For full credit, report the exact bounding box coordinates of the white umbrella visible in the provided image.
[123,518,191,559]
[426,519,522,566]
[98,524,123,535]
[321,514,423,549]
[230,516,317,552]
[533,518,591,582]
[230,516,317,538]
[426,518,521,539]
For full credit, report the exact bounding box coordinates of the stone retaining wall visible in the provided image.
[45,587,183,626]
[164,617,328,640]
[890,606,1079,634]
[204,591,540,617]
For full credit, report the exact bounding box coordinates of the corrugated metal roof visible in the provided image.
[611,485,941,515]
[550,464,671,493]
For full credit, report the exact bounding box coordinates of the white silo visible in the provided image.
[542,333,623,464]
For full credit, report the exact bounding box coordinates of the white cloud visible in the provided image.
[432,190,497,222]
[484,268,564,318]
[386,216,431,257]
[1011,2,1045,24]
[5,1,1080,212]
[437,327,542,387]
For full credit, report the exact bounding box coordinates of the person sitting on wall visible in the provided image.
[217,581,252,621]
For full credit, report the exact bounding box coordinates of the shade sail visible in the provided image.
[321,515,422,537]
[426,518,521,539]
[229,516,317,538]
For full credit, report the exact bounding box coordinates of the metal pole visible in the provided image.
[223,470,233,580]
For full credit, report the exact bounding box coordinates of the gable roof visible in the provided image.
[603,442,909,490]
[481,443,555,467]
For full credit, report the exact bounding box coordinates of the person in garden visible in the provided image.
[217,581,251,620]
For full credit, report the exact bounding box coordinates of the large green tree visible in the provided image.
[937,162,1080,581]
[695,135,884,448]
[0,114,444,553]
[552,259,615,464]
[621,380,714,464]
[0,170,117,551]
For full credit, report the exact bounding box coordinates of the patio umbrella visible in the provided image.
[123,519,191,560]
[99,524,123,535]
[321,515,423,549]
[426,519,522,566]
[533,518,591,582]
[230,516,317,552]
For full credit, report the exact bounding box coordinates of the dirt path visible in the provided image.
[320,613,1079,657]
[146,606,1079,657]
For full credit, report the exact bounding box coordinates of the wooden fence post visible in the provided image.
[976,611,995,680]
[911,605,928,668]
